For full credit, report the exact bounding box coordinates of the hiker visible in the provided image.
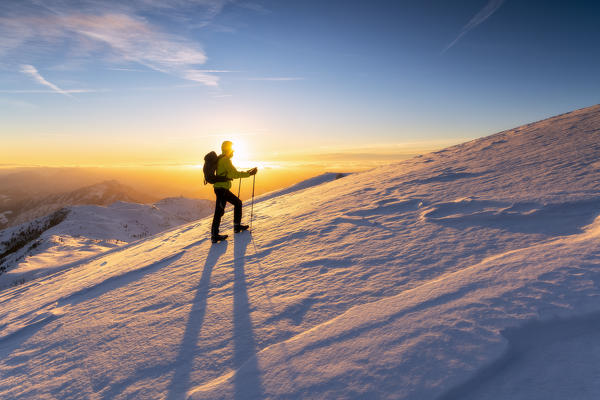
[210,140,257,243]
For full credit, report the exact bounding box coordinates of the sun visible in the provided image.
[231,139,249,161]
[204,136,265,169]
[226,138,257,169]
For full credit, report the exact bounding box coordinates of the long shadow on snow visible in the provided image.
[439,311,600,400]
[232,232,264,399]
[164,242,228,400]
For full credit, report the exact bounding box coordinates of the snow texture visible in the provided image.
[0,197,213,289]
[0,104,599,399]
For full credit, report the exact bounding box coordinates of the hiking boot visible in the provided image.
[234,224,249,233]
[211,234,228,243]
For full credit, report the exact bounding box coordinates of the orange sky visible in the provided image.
[2,131,462,169]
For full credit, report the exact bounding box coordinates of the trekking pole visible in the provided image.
[250,173,256,229]
[237,177,242,198]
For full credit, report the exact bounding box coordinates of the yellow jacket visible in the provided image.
[213,155,250,190]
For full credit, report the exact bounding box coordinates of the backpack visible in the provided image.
[203,151,231,185]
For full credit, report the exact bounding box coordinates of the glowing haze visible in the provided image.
[1,0,599,169]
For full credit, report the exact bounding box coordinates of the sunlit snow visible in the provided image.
[1,105,599,399]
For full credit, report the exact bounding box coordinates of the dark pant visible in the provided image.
[211,188,242,236]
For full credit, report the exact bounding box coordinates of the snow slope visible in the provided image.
[0,197,213,289]
[1,105,600,399]
[254,172,348,203]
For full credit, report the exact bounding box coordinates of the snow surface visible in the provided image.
[1,105,600,399]
[0,197,213,289]
[254,172,348,203]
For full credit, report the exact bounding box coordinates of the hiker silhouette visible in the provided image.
[210,141,257,243]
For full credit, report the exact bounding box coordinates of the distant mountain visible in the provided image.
[0,167,111,198]
[0,196,213,288]
[0,180,157,229]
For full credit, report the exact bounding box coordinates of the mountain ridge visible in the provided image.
[0,179,157,229]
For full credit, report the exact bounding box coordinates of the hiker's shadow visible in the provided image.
[166,242,228,400]
[233,232,264,399]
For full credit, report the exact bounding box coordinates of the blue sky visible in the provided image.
[1,0,599,165]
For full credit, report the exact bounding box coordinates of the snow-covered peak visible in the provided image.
[2,179,156,228]
[1,104,599,399]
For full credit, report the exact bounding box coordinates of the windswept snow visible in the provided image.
[255,172,348,203]
[0,197,213,289]
[1,105,600,399]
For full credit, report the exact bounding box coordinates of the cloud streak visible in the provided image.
[247,77,304,81]
[0,0,234,87]
[0,89,102,94]
[443,0,506,53]
[60,13,216,84]
[183,69,220,86]
[19,65,72,97]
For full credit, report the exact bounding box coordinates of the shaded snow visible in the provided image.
[0,211,10,225]
[0,105,599,399]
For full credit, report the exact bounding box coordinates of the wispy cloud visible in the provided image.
[60,13,216,84]
[183,69,220,86]
[0,89,103,94]
[193,69,238,73]
[108,67,148,72]
[19,65,72,97]
[236,2,271,14]
[443,0,506,53]
[0,0,235,87]
[247,77,304,81]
